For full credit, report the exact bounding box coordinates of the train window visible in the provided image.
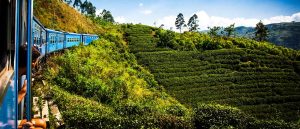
[51,34,55,43]
[0,9,8,75]
[51,36,54,43]
[1,0,15,92]
[0,0,13,75]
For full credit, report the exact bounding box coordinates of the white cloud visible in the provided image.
[291,12,300,22]
[141,10,153,15]
[156,15,176,29]
[95,9,103,16]
[115,16,126,23]
[154,11,300,32]
[139,3,144,7]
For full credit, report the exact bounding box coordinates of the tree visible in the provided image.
[224,23,235,37]
[159,24,164,29]
[73,0,82,8]
[80,0,96,16]
[187,14,199,32]
[255,20,268,41]
[208,26,221,37]
[64,0,73,4]
[100,9,114,23]
[175,13,185,33]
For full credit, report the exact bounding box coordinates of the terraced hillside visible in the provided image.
[123,24,170,53]
[124,25,300,122]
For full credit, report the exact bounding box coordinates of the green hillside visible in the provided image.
[32,0,300,128]
[235,22,300,50]
[123,24,300,123]
[40,39,194,128]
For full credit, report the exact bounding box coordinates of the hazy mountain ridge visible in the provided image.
[235,22,300,50]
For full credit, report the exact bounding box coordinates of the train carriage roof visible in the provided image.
[46,29,64,34]
[82,34,98,37]
[64,32,82,36]
[33,16,46,31]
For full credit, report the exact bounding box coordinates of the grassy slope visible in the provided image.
[33,0,103,34]
[124,24,300,122]
[33,0,300,128]
[33,0,193,128]
[43,40,192,128]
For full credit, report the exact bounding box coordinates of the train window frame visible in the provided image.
[0,0,15,102]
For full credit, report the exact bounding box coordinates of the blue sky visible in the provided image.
[89,0,300,30]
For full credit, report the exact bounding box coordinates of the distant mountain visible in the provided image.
[235,22,300,50]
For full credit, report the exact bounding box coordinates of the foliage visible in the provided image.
[44,39,193,128]
[154,29,300,60]
[124,24,300,125]
[155,29,176,48]
[193,104,251,129]
[98,9,115,23]
[193,104,299,129]
[175,13,185,33]
[80,0,96,16]
[208,26,221,37]
[36,0,300,127]
[72,0,82,8]
[187,14,199,32]
[255,20,269,41]
[33,0,104,33]
[224,23,235,37]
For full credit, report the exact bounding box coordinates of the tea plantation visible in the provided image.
[123,24,300,122]
[33,0,300,128]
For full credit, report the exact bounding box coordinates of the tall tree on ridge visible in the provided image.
[100,9,114,22]
[73,0,82,8]
[224,23,235,37]
[187,14,199,32]
[208,26,221,37]
[255,20,268,41]
[175,13,185,33]
[80,0,96,16]
[64,0,72,4]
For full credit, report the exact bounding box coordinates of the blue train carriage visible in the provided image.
[82,34,99,45]
[46,29,65,53]
[33,17,47,57]
[65,32,82,48]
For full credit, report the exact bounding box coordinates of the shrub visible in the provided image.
[193,104,250,129]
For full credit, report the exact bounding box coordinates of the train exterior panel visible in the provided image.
[33,17,47,56]
[65,33,82,48]
[46,29,65,53]
[82,34,99,45]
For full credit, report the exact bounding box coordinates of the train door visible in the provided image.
[18,0,34,123]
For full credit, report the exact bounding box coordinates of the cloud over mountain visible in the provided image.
[155,11,300,31]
